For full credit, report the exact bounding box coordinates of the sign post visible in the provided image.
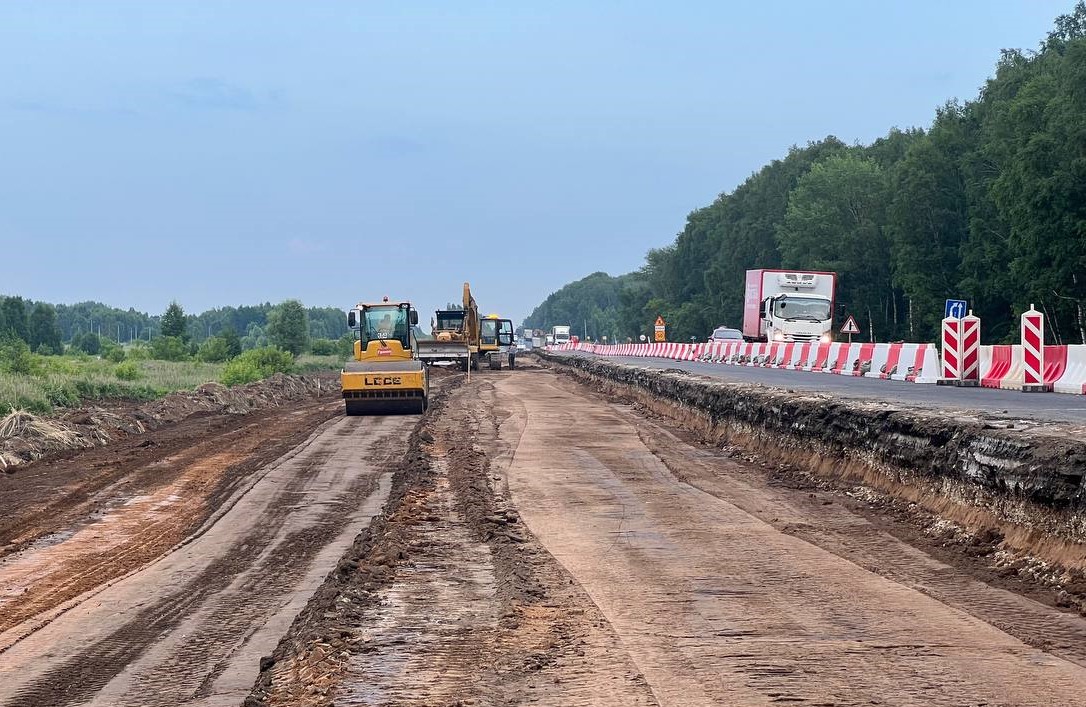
[654,316,666,343]
[840,315,860,343]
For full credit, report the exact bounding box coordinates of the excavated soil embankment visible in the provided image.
[0,372,335,471]
[539,352,1086,599]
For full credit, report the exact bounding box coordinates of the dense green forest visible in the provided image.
[525,4,1086,345]
[0,298,346,348]
[0,295,348,359]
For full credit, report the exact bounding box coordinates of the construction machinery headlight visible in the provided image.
[773,331,785,341]
[820,333,832,343]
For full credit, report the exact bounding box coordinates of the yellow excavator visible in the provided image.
[478,314,514,369]
[341,297,428,415]
[418,283,513,370]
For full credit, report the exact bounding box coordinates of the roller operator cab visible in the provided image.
[341,299,429,415]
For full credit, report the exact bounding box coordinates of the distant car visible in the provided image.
[708,326,743,342]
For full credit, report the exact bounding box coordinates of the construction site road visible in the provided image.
[7,364,1086,706]
[489,369,1086,705]
[579,352,1086,422]
[0,402,411,707]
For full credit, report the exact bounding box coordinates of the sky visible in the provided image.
[0,1,1073,325]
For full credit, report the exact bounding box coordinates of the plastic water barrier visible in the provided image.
[547,340,941,384]
[547,331,1086,395]
[979,344,1075,393]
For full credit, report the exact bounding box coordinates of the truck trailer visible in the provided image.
[743,270,836,343]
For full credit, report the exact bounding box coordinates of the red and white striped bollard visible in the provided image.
[940,316,961,384]
[1021,305,1046,392]
[960,311,981,386]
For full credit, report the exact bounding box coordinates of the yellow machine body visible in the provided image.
[341,301,429,415]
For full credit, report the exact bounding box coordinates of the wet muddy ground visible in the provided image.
[255,364,1086,705]
[7,361,1086,705]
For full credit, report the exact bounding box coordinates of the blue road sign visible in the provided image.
[945,299,967,319]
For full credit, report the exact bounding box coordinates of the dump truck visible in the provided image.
[341,297,428,415]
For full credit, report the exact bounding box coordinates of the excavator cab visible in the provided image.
[341,300,429,415]
[479,316,515,369]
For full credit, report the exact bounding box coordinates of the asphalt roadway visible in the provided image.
[559,353,1086,424]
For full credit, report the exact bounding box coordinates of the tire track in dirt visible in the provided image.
[248,373,655,706]
[0,414,411,707]
[0,400,341,640]
[631,416,1086,669]
[494,370,1086,705]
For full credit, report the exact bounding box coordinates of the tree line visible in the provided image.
[526,4,1086,345]
[0,295,351,361]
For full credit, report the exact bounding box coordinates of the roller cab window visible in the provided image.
[361,304,410,348]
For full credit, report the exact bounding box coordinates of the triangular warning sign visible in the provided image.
[841,315,861,335]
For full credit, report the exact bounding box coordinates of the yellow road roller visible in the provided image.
[341,297,429,415]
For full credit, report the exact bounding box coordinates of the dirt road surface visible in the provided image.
[8,363,1086,706]
[486,369,1086,705]
[0,407,411,707]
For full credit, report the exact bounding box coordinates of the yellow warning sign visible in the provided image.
[654,316,666,342]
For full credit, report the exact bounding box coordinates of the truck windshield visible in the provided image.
[362,305,409,347]
[434,311,463,331]
[774,297,830,322]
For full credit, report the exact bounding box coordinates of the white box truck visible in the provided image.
[551,325,571,346]
[743,269,836,343]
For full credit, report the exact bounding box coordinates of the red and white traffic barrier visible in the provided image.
[961,313,981,384]
[554,338,939,384]
[1055,346,1086,394]
[941,317,962,382]
[1021,306,1045,393]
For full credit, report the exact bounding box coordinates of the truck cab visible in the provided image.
[744,270,836,343]
[760,293,833,343]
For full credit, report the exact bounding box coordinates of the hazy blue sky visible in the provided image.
[0,1,1072,324]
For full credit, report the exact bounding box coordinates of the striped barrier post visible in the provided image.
[940,317,962,383]
[960,312,980,386]
[1022,305,1046,393]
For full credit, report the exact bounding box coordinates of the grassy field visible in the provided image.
[0,350,347,415]
[294,354,344,372]
[0,356,228,414]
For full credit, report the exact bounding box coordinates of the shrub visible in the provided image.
[336,333,355,359]
[309,338,337,356]
[75,332,101,355]
[103,343,126,362]
[151,336,189,361]
[1,337,39,375]
[220,347,294,386]
[114,361,141,381]
[127,342,151,360]
[197,336,233,363]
